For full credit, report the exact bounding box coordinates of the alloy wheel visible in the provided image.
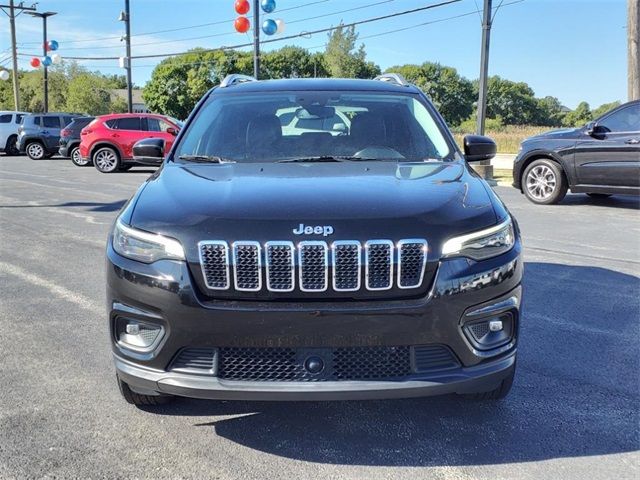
[94,148,118,172]
[71,148,89,166]
[525,165,557,201]
[26,142,44,160]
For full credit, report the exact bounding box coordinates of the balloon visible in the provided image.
[275,18,285,34]
[234,16,250,33]
[234,0,250,15]
[47,40,59,51]
[261,0,276,13]
[41,56,52,67]
[262,18,277,35]
[30,57,41,68]
[51,53,62,64]
[0,70,10,81]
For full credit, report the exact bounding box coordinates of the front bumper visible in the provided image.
[107,240,523,400]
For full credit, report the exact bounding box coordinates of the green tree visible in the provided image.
[591,101,621,119]
[563,101,592,127]
[481,76,540,125]
[324,24,380,78]
[262,46,328,78]
[535,96,565,127]
[66,73,115,115]
[386,62,474,126]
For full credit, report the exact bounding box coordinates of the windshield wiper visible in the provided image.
[277,155,386,163]
[177,154,236,164]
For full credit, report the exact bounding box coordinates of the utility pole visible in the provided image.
[630,0,640,101]
[476,0,492,136]
[118,0,133,113]
[27,10,57,113]
[0,1,37,111]
[253,0,260,78]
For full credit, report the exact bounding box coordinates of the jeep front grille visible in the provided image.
[198,239,427,294]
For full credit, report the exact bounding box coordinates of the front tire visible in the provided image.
[462,365,515,400]
[93,146,120,173]
[26,141,45,160]
[5,135,19,156]
[117,376,173,407]
[70,146,90,166]
[522,159,567,205]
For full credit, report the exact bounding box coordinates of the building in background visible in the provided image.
[109,89,148,113]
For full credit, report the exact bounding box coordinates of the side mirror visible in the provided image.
[463,135,497,162]
[586,122,607,136]
[166,126,178,136]
[133,138,165,165]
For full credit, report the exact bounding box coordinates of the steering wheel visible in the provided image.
[354,146,404,159]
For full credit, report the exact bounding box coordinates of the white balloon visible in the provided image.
[0,70,10,81]
[275,18,285,34]
[51,53,62,64]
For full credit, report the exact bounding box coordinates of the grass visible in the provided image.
[453,125,550,154]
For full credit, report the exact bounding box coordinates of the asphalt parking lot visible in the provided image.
[0,156,638,480]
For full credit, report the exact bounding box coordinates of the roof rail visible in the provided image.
[220,74,257,88]
[373,73,409,87]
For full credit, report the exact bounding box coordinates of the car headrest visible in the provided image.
[350,112,386,144]
[246,114,282,150]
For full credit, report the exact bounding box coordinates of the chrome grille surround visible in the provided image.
[199,238,428,294]
[397,239,428,289]
[332,241,362,292]
[298,241,329,292]
[365,240,394,291]
[198,241,230,290]
[232,241,262,292]
[265,241,295,292]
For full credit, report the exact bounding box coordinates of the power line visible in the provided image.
[57,0,398,52]
[18,0,462,61]
[18,0,331,45]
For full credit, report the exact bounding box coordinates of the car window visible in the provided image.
[63,116,74,126]
[146,118,161,132]
[116,117,142,130]
[175,91,451,163]
[105,119,118,129]
[42,116,61,128]
[277,112,295,126]
[33,117,41,126]
[159,119,174,132]
[0,114,11,123]
[15,114,24,124]
[599,105,640,133]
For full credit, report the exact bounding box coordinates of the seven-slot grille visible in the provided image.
[198,239,427,293]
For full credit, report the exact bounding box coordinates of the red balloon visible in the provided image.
[30,57,41,68]
[235,0,250,15]
[234,16,250,33]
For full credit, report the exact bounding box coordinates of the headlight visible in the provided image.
[112,219,185,263]
[441,218,515,261]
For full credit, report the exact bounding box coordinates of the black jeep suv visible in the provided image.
[59,116,94,166]
[108,74,522,406]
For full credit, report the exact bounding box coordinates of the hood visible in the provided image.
[130,161,497,258]
[526,127,582,142]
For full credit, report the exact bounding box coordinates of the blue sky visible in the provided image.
[1,0,627,109]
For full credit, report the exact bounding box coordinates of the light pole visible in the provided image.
[26,10,56,113]
[119,0,133,113]
[253,0,260,78]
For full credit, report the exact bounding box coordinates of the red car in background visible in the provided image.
[80,113,181,173]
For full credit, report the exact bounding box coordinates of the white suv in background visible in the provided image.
[0,111,29,156]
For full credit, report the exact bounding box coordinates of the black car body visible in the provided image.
[108,75,522,405]
[17,112,81,160]
[513,100,640,204]
[59,116,94,166]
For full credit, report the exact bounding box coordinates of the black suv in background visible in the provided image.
[17,112,81,160]
[59,116,94,166]
[108,74,522,407]
[513,100,640,204]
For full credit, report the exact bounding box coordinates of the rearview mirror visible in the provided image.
[133,138,164,165]
[463,135,497,162]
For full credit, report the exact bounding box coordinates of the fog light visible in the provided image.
[489,320,503,332]
[115,317,163,352]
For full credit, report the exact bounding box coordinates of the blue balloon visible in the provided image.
[41,56,52,67]
[262,18,277,35]
[261,0,276,13]
[48,40,59,51]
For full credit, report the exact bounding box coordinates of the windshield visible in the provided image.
[174,90,452,163]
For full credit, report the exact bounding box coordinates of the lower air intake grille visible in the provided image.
[169,345,459,382]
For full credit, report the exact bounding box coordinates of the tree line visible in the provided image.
[0,25,620,127]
